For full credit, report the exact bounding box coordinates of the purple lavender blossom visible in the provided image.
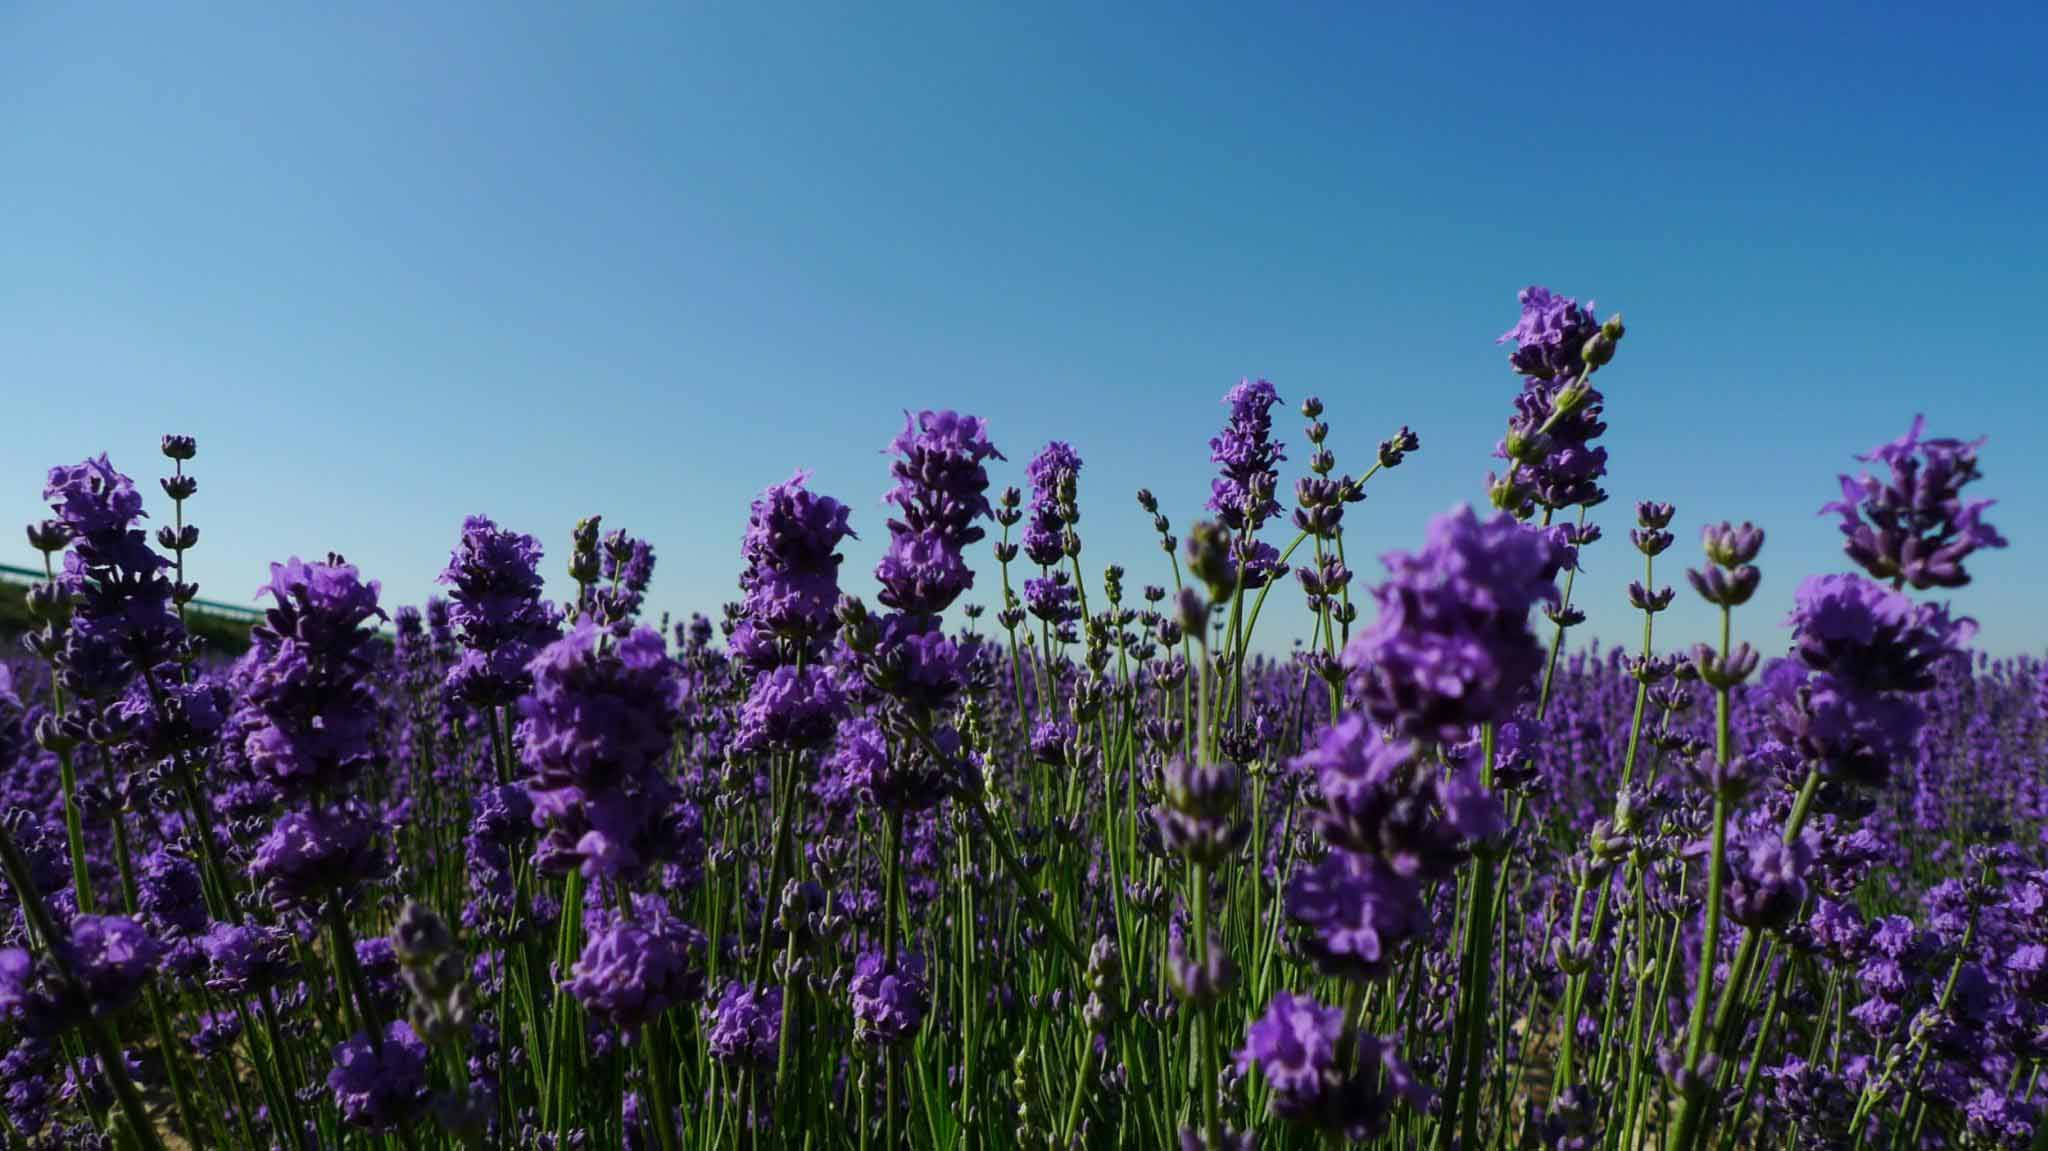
[876,410,1002,618]
[704,980,782,1068]
[249,806,385,910]
[1724,831,1814,930]
[61,915,161,1016]
[1497,286,1602,383]
[520,622,687,883]
[438,515,560,706]
[1822,415,2006,589]
[1023,441,1083,567]
[200,923,296,995]
[1295,714,1493,880]
[565,896,706,1033]
[849,950,929,1047]
[733,663,843,754]
[237,556,388,797]
[1494,286,1615,511]
[1208,379,1287,531]
[1342,504,1563,741]
[327,1021,429,1131]
[1785,573,1973,694]
[1237,991,1426,1139]
[737,471,856,665]
[1283,851,1425,981]
[44,455,184,694]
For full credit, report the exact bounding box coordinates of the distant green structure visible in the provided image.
[0,562,259,656]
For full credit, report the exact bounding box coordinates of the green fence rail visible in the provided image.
[0,561,259,654]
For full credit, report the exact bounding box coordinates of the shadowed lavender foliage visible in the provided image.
[0,283,2037,1151]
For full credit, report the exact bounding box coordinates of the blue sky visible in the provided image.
[4,3,2043,657]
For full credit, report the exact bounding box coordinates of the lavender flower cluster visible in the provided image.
[0,286,2037,1151]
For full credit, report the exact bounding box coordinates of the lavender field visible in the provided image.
[1,287,2041,1151]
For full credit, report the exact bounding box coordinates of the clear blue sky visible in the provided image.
[4,3,2043,657]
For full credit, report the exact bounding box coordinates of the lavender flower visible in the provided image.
[1822,415,2006,589]
[565,897,706,1033]
[737,471,856,665]
[704,980,782,1068]
[1295,714,1493,880]
[876,410,1002,617]
[1342,505,1563,741]
[1283,851,1425,981]
[44,455,183,694]
[237,556,388,797]
[327,1021,429,1131]
[1023,441,1083,567]
[1785,573,1973,694]
[1724,831,1814,930]
[438,515,560,706]
[520,622,686,882]
[61,915,161,1016]
[1208,379,1287,531]
[249,806,384,910]
[1494,286,1619,511]
[1237,991,1426,1139]
[849,950,929,1047]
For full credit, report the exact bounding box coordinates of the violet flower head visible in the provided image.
[1786,573,1974,694]
[188,1011,242,1059]
[1494,286,1617,511]
[519,621,683,790]
[254,555,387,655]
[1153,757,1248,867]
[1237,991,1343,1101]
[1497,286,1602,383]
[849,950,929,1048]
[1822,414,2006,590]
[1963,1087,2037,1149]
[820,715,889,809]
[520,622,687,883]
[1167,919,1235,1006]
[1237,991,1427,1140]
[737,471,856,663]
[1688,522,1765,609]
[883,409,1004,544]
[1283,851,1425,982]
[1208,379,1287,531]
[237,556,389,797]
[565,897,706,1033]
[1725,831,1814,930]
[62,915,162,1016]
[733,663,843,755]
[327,1021,429,1131]
[201,923,296,995]
[1295,714,1489,880]
[596,529,657,626]
[43,456,146,540]
[249,806,385,910]
[704,980,782,1068]
[438,515,560,705]
[0,949,77,1037]
[1763,665,1923,788]
[1342,505,1563,741]
[1022,574,1081,630]
[873,531,976,621]
[1023,441,1083,567]
[137,851,207,939]
[876,410,1001,617]
[44,455,183,692]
